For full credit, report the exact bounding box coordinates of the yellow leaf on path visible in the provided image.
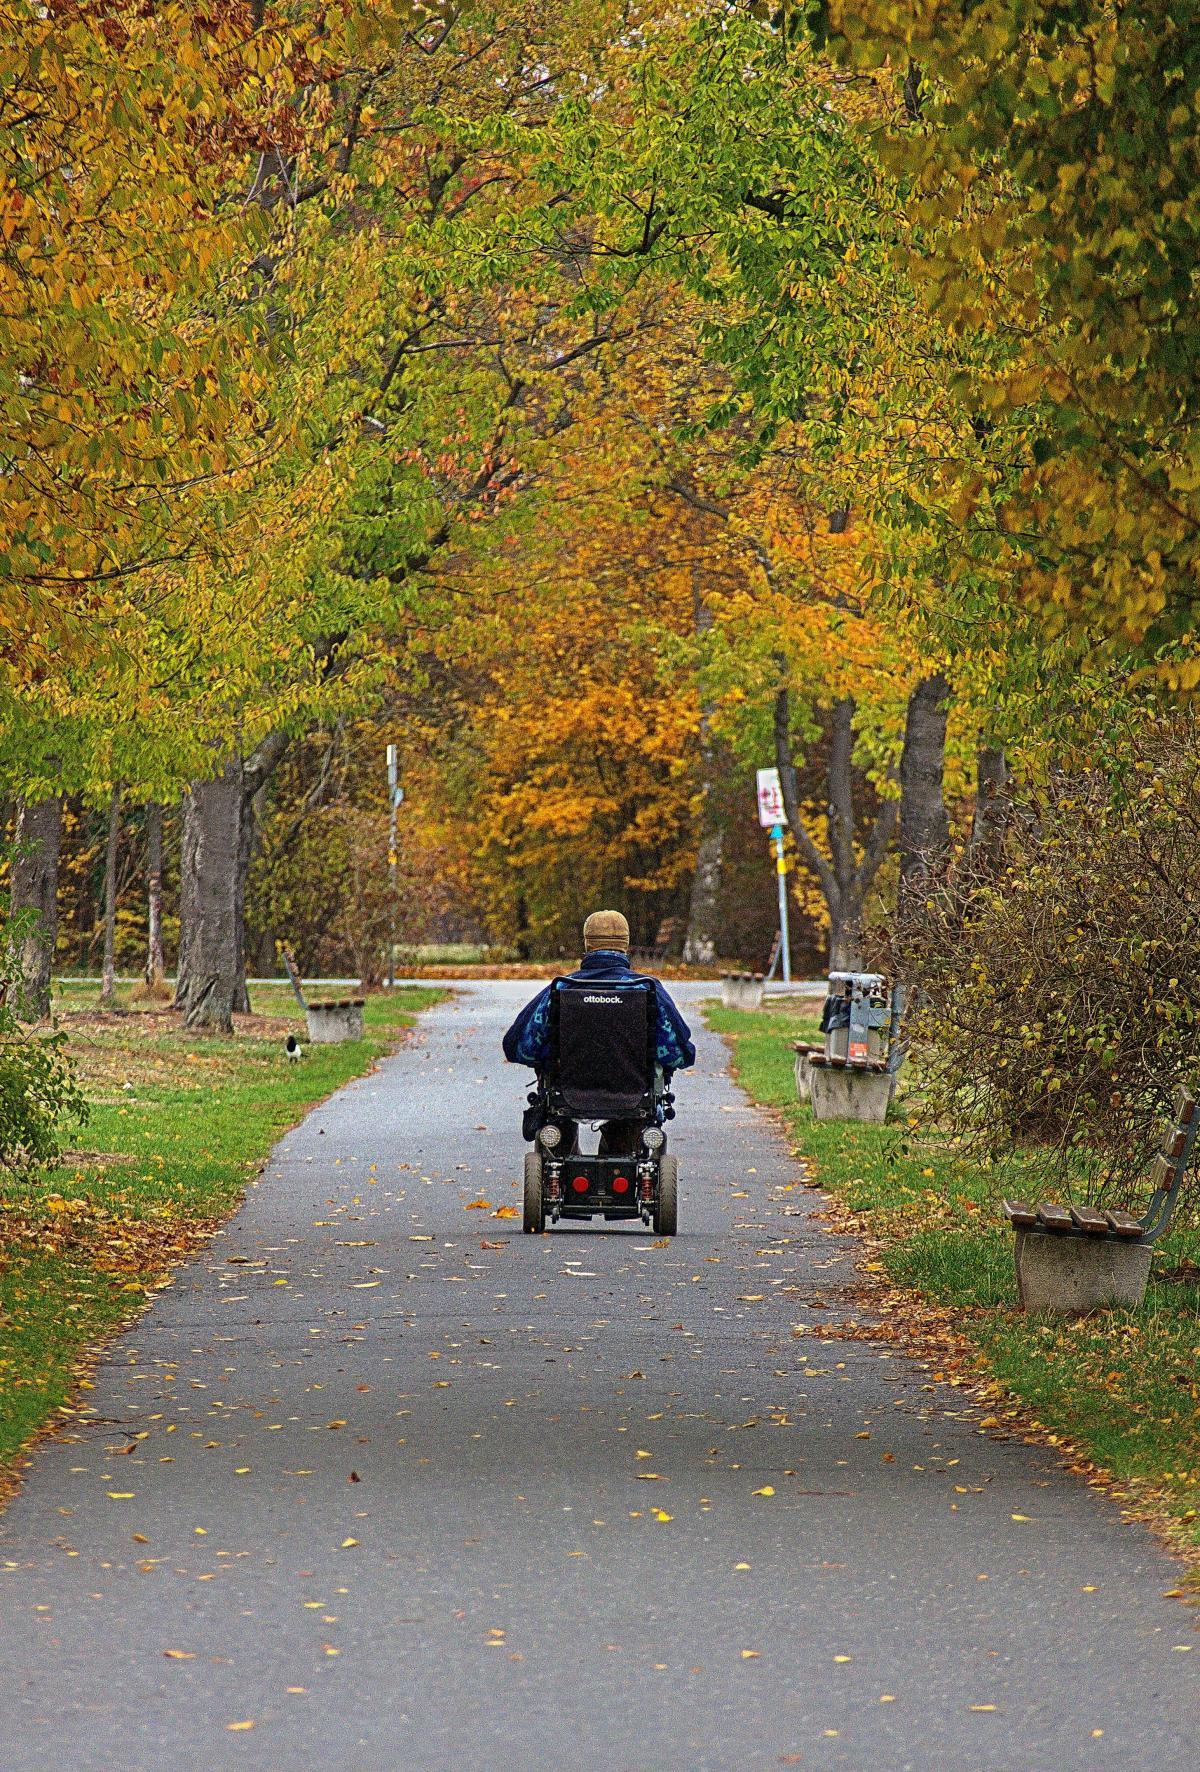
[741,1649,759,1659]
[634,1472,662,1481]
[465,1199,492,1210]
[651,1238,669,1248]
[1010,1513,1031,1522]
[107,1492,134,1500]
[163,1650,195,1660]
[340,1538,359,1549]
[752,1486,775,1497]
[131,1533,149,1544]
[227,1721,255,1731]
[652,1509,673,1522]
[834,1654,851,1663]
[735,1562,751,1570]
[350,1281,380,1289]
[492,1206,519,1219]
[969,1705,996,1712]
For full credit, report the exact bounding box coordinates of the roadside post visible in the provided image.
[386,744,403,988]
[755,767,791,985]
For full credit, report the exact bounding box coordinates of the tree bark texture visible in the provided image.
[177,733,291,1030]
[145,801,165,987]
[774,681,897,974]
[10,795,62,1019]
[898,672,951,895]
[683,567,725,965]
[179,763,248,1032]
[969,745,1010,864]
[100,782,121,1007]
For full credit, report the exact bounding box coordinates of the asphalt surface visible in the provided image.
[0,980,1196,1770]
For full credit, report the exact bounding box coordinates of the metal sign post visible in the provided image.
[755,768,791,985]
[386,744,403,988]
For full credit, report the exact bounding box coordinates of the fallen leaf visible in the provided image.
[752,1486,775,1497]
[227,1721,255,1731]
[1010,1513,1031,1522]
[492,1206,519,1220]
[350,1281,380,1289]
[652,1509,673,1522]
[340,1538,359,1549]
[163,1650,195,1660]
[465,1199,492,1210]
[741,1649,759,1660]
[107,1492,134,1500]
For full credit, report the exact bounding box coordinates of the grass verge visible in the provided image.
[0,984,444,1477]
[707,1001,1200,1569]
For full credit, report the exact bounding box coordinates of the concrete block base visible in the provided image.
[1014,1229,1151,1314]
[722,973,764,1011]
[809,1065,893,1124]
[305,1000,365,1043]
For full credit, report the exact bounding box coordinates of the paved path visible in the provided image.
[0,982,1195,1770]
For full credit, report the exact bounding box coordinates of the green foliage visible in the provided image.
[0,909,86,1170]
[906,711,1200,1199]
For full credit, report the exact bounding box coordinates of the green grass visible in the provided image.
[707,1001,1200,1559]
[0,986,444,1473]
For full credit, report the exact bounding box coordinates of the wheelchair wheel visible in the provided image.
[654,1154,678,1237]
[523,1151,545,1234]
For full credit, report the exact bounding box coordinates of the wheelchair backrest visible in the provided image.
[549,979,656,1120]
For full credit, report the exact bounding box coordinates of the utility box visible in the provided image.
[821,972,890,1066]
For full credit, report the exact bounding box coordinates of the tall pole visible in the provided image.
[386,743,399,989]
[771,821,792,984]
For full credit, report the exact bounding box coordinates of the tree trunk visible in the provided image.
[178,762,249,1032]
[145,801,165,988]
[774,680,896,976]
[970,745,1010,863]
[176,732,291,1029]
[99,782,121,1008]
[10,795,62,1019]
[683,824,724,965]
[898,672,951,895]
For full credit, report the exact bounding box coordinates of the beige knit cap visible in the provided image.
[582,909,630,953]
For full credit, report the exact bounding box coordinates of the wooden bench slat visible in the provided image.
[1172,1088,1196,1126]
[1036,1202,1075,1233]
[1104,1209,1144,1240]
[1070,1204,1110,1236]
[1002,1199,1038,1228]
[1147,1153,1178,1192]
[1161,1126,1188,1160]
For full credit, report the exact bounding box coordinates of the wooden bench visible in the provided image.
[1002,1088,1197,1248]
[632,916,683,967]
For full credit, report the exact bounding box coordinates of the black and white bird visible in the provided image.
[285,1032,304,1063]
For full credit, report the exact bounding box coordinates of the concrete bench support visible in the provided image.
[809,1063,893,1124]
[1013,1229,1152,1315]
[305,999,365,1043]
[722,972,764,1011]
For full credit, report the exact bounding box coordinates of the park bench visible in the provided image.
[278,943,365,1044]
[632,916,683,968]
[1001,1087,1197,1311]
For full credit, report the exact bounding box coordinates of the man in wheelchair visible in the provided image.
[502,911,695,1235]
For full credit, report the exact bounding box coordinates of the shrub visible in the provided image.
[906,714,1200,1204]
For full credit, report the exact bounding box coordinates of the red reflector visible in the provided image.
[612,1175,630,1194]
[571,1175,589,1193]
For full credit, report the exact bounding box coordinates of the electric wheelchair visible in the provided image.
[521,977,678,1236]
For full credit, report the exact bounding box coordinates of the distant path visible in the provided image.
[0,981,1194,1769]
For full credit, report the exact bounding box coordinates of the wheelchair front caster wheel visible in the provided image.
[523,1151,545,1233]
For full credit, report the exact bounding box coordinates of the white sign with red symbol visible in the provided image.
[755,767,787,829]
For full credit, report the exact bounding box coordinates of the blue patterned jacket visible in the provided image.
[502,951,696,1074]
